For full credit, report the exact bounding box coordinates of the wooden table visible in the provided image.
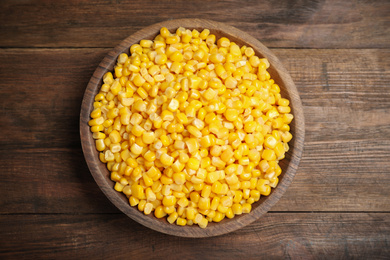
[1,0,389,258]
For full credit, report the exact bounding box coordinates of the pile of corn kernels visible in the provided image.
[89,27,293,228]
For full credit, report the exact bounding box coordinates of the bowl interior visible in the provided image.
[80,19,305,238]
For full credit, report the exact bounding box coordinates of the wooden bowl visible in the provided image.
[80,19,305,237]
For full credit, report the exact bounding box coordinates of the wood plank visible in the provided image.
[1,48,389,148]
[1,146,389,214]
[0,0,389,48]
[1,48,389,213]
[0,148,119,214]
[271,48,390,211]
[0,213,389,259]
[0,48,108,150]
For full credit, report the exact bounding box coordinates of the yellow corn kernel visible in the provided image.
[250,189,261,201]
[144,150,156,162]
[143,173,153,187]
[90,107,102,119]
[230,204,242,215]
[92,127,105,136]
[170,61,183,74]
[198,135,211,148]
[257,179,271,196]
[225,174,239,186]
[154,205,167,219]
[197,28,209,40]
[133,74,145,87]
[207,196,219,211]
[167,98,180,112]
[171,159,185,173]
[175,155,188,167]
[198,184,210,197]
[199,157,210,170]
[141,131,154,144]
[129,165,141,178]
[126,157,138,168]
[167,212,179,224]
[198,197,210,210]
[187,125,202,138]
[88,116,104,127]
[209,53,224,64]
[224,108,239,122]
[212,211,225,223]
[177,197,189,208]
[114,182,124,192]
[142,202,153,215]
[131,184,144,200]
[264,135,278,149]
[186,207,197,220]
[174,112,188,125]
[186,138,199,153]
[205,34,216,45]
[274,142,285,158]
[95,139,106,151]
[155,53,167,65]
[108,130,121,144]
[161,176,173,185]
[129,196,139,206]
[225,208,234,219]
[219,196,232,208]
[160,153,174,166]
[176,217,187,226]
[159,135,170,147]
[187,158,200,170]
[159,27,170,37]
[248,149,260,162]
[169,51,183,62]
[242,203,252,213]
[144,188,156,202]
[211,157,226,168]
[279,124,289,132]
[190,191,200,203]
[231,190,242,203]
[133,100,146,112]
[162,195,176,207]
[164,205,175,214]
[131,124,144,137]
[146,166,159,179]
[130,143,143,155]
[173,172,186,185]
[211,181,223,194]
[281,131,293,143]
[205,171,218,184]
[269,177,279,188]
[262,149,276,161]
[203,87,218,101]
[197,216,208,228]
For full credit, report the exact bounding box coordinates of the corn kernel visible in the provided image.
[160,153,174,166]
[163,195,176,207]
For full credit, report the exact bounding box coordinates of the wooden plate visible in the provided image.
[80,19,305,237]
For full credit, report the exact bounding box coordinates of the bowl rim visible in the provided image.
[80,18,305,238]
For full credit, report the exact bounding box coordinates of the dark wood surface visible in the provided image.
[1,0,389,258]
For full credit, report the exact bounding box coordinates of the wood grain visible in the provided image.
[1,48,389,214]
[0,0,389,256]
[0,0,389,49]
[1,213,389,259]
